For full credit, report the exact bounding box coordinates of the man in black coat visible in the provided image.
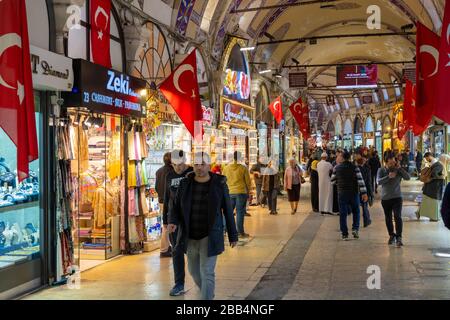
[155,152,174,257]
[441,183,450,230]
[168,152,238,300]
[368,151,381,194]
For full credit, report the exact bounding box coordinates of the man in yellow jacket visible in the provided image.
[223,151,252,238]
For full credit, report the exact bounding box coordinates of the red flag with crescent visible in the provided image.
[289,97,310,140]
[159,49,202,137]
[0,0,38,182]
[91,0,112,68]
[268,96,283,124]
[403,80,418,136]
[435,1,450,124]
[415,22,440,135]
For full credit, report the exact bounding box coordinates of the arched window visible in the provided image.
[364,116,374,133]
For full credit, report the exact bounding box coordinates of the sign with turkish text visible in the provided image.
[220,97,255,129]
[402,67,416,84]
[62,59,146,117]
[336,65,378,88]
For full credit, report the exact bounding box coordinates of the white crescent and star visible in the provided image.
[0,33,24,104]
[293,102,301,113]
[446,23,450,67]
[419,45,439,79]
[95,6,109,40]
[273,100,280,112]
[173,63,196,98]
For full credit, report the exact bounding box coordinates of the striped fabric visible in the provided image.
[331,163,367,195]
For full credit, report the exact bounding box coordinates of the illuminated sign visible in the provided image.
[223,69,250,102]
[63,59,146,117]
[337,65,378,89]
[220,97,255,129]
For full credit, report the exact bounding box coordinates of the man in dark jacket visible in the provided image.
[168,152,238,300]
[331,151,368,240]
[368,151,381,193]
[250,157,267,206]
[155,152,174,257]
[164,150,193,297]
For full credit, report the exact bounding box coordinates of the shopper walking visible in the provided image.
[223,151,252,238]
[357,155,373,227]
[250,157,267,206]
[309,155,320,212]
[317,152,334,215]
[164,150,193,296]
[417,152,445,221]
[415,150,423,175]
[368,151,381,194]
[168,152,238,300]
[155,152,174,258]
[377,154,410,247]
[284,158,303,215]
[263,161,281,215]
[331,151,368,240]
[331,149,343,214]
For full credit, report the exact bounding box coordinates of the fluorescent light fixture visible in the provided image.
[434,252,450,258]
[240,46,255,51]
[336,85,378,89]
[259,69,272,74]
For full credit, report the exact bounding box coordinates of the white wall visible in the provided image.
[26,0,49,50]
[141,0,173,26]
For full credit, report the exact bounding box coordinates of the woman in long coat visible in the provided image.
[309,156,320,213]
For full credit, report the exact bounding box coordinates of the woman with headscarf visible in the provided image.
[309,155,320,212]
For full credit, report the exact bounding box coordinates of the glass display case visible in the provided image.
[0,109,41,271]
[68,110,122,261]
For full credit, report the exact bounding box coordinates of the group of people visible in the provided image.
[151,145,450,300]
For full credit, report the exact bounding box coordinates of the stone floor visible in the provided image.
[24,179,450,300]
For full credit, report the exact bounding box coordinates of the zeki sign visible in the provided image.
[30,45,74,91]
[63,59,146,117]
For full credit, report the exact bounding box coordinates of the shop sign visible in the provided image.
[223,69,251,102]
[63,59,146,117]
[30,45,73,91]
[220,97,255,129]
[361,95,373,105]
[202,106,214,127]
[288,72,307,88]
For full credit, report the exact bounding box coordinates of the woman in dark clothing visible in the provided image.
[441,183,450,230]
[368,151,381,194]
[309,156,320,212]
[415,151,423,174]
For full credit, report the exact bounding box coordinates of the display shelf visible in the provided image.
[0,201,39,214]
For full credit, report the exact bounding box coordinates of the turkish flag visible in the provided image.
[159,49,202,137]
[269,96,283,124]
[435,1,450,123]
[91,0,112,68]
[403,80,419,136]
[415,22,440,135]
[0,0,38,182]
[289,97,310,140]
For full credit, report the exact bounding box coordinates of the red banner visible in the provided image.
[403,80,418,136]
[415,22,440,135]
[436,1,450,124]
[289,97,310,140]
[159,49,202,137]
[90,0,112,68]
[268,96,283,124]
[0,0,38,181]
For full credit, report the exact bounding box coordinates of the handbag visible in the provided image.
[419,166,433,184]
[300,176,306,184]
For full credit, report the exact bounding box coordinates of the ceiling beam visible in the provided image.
[281,60,414,68]
[256,32,416,45]
[230,0,338,14]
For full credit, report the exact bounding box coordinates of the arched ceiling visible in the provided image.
[174,0,446,114]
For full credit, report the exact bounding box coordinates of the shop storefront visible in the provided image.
[343,119,353,150]
[334,116,343,149]
[364,116,375,148]
[219,37,255,163]
[0,0,75,299]
[382,116,393,155]
[353,116,363,148]
[61,59,146,269]
[426,124,448,157]
[375,119,383,156]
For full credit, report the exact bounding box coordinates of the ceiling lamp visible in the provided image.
[259,69,272,74]
[240,46,255,52]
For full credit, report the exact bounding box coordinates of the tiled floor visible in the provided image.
[24,180,450,300]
